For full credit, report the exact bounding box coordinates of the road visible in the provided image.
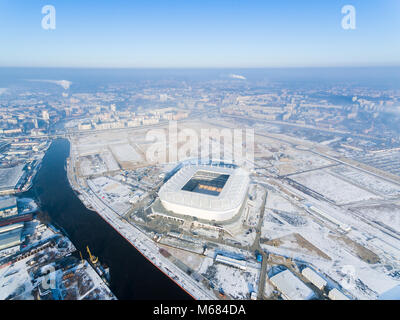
[248,190,269,300]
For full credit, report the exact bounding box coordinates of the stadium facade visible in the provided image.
[158,164,249,222]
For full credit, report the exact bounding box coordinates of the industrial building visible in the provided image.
[0,197,32,228]
[0,199,24,251]
[328,288,350,300]
[0,226,23,250]
[270,269,315,300]
[0,197,18,218]
[215,254,247,271]
[0,165,25,195]
[158,164,249,222]
[301,267,327,291]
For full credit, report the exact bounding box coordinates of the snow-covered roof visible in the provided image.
[270,269,315,300]
[301,267,327,290]
[215,254,247,270]
[328,288,350,300]
[0,165,25,191]
[0,197,17,210]
[159,164,249,213]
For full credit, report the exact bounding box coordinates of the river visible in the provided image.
[22,138,191,300]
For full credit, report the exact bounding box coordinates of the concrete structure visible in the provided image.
[159,164,249,222]
[0,222,24,234]
[328,288,350,300]
[0,197,18,218]
[301,267,327,291]
[42,110,50,121]
[215,254,247,271]
[270,269,315,300]
[0,228,22,250]
[0,165,25,195]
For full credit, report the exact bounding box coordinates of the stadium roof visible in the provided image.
[159,164,249,214]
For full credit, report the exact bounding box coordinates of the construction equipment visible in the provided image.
[79,251,84,264]
[86,246,99,264]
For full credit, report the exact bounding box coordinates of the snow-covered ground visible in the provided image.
[266,192,298,213]
[101,151,120,171]
[88,177,134,215]
[350,204,400,234]
[290,170,380,205]
[260,180,400,300]
[330,165,400,198]
[210,263,259,300]
[110,143,143,163]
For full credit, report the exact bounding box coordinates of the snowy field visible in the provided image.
[271,150,333,175]
[330,165,400,197]
[193,227,220,239]
[101,151,120,171]
[0,257,35,299]
[88,177,133,215]
[79,155,108,176]
[350,204,400,234]
[290,170,380,205]
[110,143,143,164]
[266,192,298,213]
[285,150,333,171]
[210,264,259,300]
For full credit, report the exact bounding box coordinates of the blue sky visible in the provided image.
[0,0,399,68]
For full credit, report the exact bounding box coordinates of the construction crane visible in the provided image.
[79,251,84,264]
[86,246,99,264]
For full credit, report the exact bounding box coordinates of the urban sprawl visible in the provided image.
[1,74,400,300]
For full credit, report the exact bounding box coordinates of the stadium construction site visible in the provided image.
[66,121,400,300]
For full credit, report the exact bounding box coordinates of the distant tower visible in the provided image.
[110,104,116,112]
[160,94,168,102]
[42,110,50,121]
[33,118,38,128]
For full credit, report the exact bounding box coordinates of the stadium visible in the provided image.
[158,164,250,222]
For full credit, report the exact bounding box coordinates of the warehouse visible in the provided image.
[301,267,327,291]
[328,288,350,300]
[0,197,18,218]
[0,228,22,250]
[215,254,247,271]
[270,269,315,300]
[0,165,25,195]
